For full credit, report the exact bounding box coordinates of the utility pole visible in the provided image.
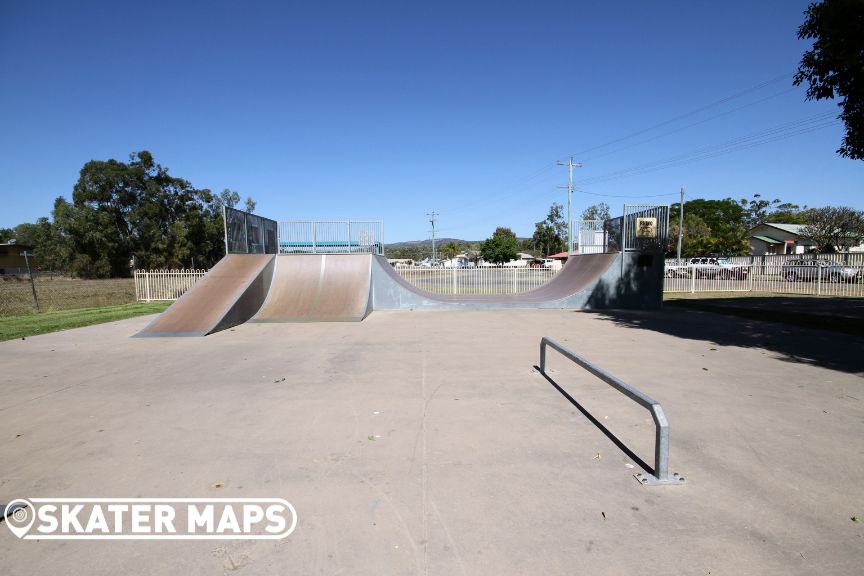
[676,186,685,261]
[427,211,438,264]
[556,156,582,254]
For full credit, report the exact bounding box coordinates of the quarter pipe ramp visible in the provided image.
[251,254,372,323]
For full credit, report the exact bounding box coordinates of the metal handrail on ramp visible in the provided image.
[539,337,685,486]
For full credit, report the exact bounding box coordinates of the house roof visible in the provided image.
[755,223,806,235]
[751,235,782,244]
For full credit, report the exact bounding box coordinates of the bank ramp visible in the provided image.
[136,254,275,337]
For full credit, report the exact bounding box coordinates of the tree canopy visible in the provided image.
[800,206,864,252]
[531,203,566,257]
[480,227,519,264]
[794,0,864,159]
[4,151,253,277]
[580,202,611,221]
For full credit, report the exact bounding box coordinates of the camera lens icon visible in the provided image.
[4,499,34,539]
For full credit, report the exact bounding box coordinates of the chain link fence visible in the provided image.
[0,274,136,316]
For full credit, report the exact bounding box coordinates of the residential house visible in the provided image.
[0,242,37,274]
[747,223,816,255]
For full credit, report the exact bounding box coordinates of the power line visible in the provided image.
[581,87,798,163]
[570,72,793,158]
[573,112,838,188]
[437,71,800,221]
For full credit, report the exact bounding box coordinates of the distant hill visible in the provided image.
[385,238,477,249]
[385,237,538,259]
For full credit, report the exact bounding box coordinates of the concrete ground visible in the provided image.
[1,307,863,575]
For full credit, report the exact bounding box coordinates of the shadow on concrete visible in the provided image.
[585,304,864,375]
[586,251,664,309]
[534,365,656,478]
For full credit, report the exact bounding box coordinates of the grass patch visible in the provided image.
[0,302,170,341]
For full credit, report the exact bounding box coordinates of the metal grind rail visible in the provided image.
[539,337,685,486]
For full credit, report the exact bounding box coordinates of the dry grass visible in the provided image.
[0,275,136,316]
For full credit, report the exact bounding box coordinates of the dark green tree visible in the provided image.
[580,202,611,221]
[531,203,566,256]
[10,216,71,272]
[794,0,864,159]
[669,198,750,256]
[441,241,460,261]
[480,227,519,264]
[54,151,245,277]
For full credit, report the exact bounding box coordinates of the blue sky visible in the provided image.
[1,0,862,242]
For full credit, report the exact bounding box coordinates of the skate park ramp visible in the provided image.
[136,254,275,337]
[370,252,651,310]
[251,254,372,322]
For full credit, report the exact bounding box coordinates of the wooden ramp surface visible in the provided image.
[252,254,372,322]
[137,254,274,336]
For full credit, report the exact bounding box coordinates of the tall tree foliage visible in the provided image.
[531,203,567,256]
[739,194,809,227]
[668,198,749,256]
[480,227,519,264]
[56,151,218,276]
[794,0,864,159]
[4,151,253,277]
[580,202,611,221]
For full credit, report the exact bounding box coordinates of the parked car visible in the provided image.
[683,257,749,279]
[781,259,861,283]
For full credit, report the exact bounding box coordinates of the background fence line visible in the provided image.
[128,253,864,303]
[134,269,208,301]
[664,254,864,297]
[395,265,558,295]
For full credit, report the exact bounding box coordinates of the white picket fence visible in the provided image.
[664,253,864,297]
[134,269,208,301]
[395,265,559,295]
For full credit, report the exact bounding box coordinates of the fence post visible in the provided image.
[690,265,696,294]
[23,251,40,312]
[146,272,151,302]
[452,266,456,294]
[513,267,518,294]
[817,263,822,296]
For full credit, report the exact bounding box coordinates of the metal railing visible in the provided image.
[622,204,670,252]
[396,264,559,295]
[134,269,208,301]
[575,220,607,254]
[278,221,383,254]
[539,337,685,486]
[664,258,864,297]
